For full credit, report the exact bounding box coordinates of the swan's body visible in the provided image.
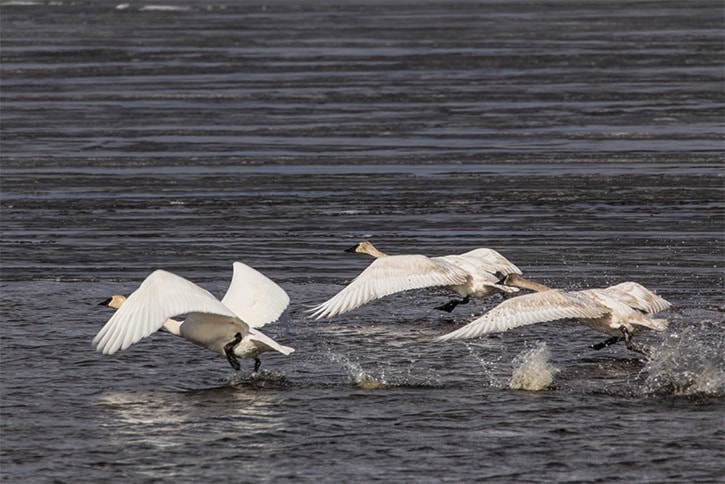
[435,248,522,300]
[93,262,293,372]
[308,241,521,319]
[437,274,671,355]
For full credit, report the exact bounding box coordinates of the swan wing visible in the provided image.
[93,269,238,355]
[308,254,469,319]
[599,282,671,314]
[581,288,669,332]
[220,261,290,328]
[455,248,522,276]
[436,289,608,341]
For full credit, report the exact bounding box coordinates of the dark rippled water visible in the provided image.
[1,1,724,482]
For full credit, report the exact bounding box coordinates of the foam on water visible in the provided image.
[509,342,558,391]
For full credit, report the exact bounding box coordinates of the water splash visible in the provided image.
[643,322,724,397]
[327,352,388,389]
[509,342,558,391]
[465,343,507,389]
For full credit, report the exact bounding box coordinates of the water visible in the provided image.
[1,0,724,482]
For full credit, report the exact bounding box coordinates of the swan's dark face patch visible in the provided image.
[344,243,361,253]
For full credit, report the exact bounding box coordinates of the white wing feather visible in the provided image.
[436,289,608,341]
[308,255,469,319]
[93,270,238,355]
[580,288,669,332]
[448,248,522,276]
[599,282,671,314]
[220,261,290,328]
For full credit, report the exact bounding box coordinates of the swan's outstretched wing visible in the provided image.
[436,289,608,341]
[599,282,671,315]
[455,248,522,276]
[93,270,238,355]
[220,261,290,328]
[308,255,469,319]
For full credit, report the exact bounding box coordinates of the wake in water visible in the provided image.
[642,322,724,397]
[227,369,291,389]
[509,342,558,391]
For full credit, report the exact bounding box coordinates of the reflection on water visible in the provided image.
[96,385,285,443]
[94,387,287,481]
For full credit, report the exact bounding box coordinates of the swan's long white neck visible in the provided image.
[357,242,388,258]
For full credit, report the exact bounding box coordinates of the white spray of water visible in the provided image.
[643,322,724,396]
[327,351,387,389]
[465,343,506,388]
[509,342,558,391]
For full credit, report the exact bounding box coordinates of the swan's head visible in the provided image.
[99,294,127,309]
[344,241,386,258]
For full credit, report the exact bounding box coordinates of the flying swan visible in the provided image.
[308,241,522,319]
[436,274,672,355]
[93,262,294,372]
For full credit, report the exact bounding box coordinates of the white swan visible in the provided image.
[308,241,522,319]
[93,262,294,372]
[437,274,671,355]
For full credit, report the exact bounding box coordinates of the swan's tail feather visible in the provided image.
[637,317,669,332]
[248,330,295,355]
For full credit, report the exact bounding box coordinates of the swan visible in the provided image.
[93,262,294,372]
[308,241,522,319]
[436,274,671,355]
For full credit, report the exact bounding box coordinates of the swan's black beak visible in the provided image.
[98,297,113,307]
[344,244,360,253]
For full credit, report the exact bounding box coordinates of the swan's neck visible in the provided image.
[503,274,552,292]
[364,246,388,258]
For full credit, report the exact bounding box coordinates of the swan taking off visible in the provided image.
[308,241,522,319]
[437,274,671,355]
[93,262,294,372]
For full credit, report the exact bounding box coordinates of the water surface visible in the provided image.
[1,1,723,482]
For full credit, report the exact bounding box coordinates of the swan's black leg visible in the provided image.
[253,358,261,373]
[590,336,621,350]
[619,326,651,357]
[435,296,471,313]
[224,332,243,371]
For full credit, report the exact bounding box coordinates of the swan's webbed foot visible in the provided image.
[224,332,243,371]
[253,358,261,373]
[435,296,470,313]
[590,336,621,350]
[619,326,651,357]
